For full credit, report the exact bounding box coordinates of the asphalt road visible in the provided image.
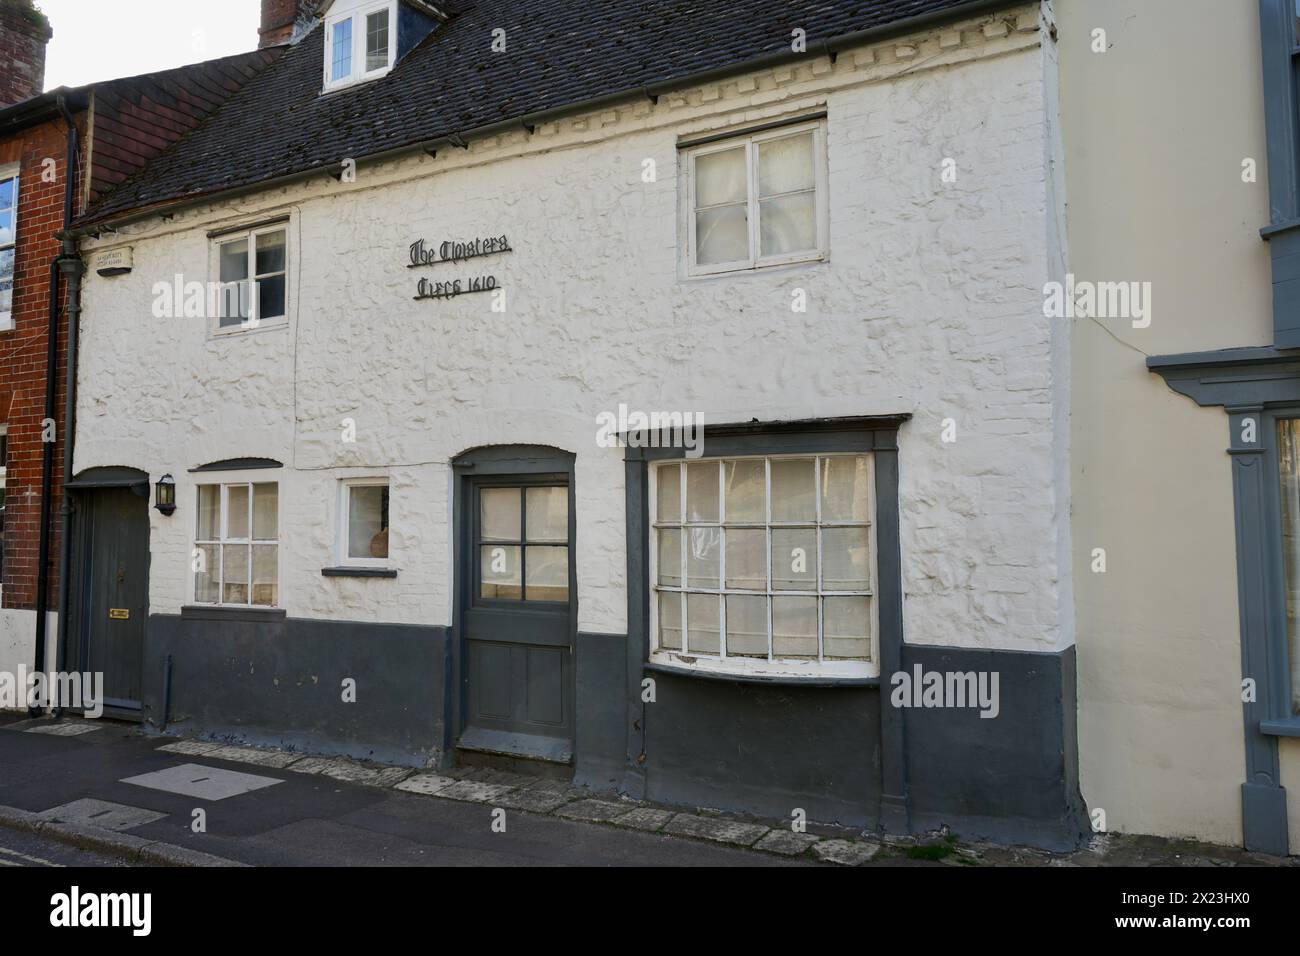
[0,828,132,867]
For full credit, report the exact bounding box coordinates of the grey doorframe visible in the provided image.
[620,415,909,824]
[1149,346,1300,855]
[449,445,578,762]
[64,467,151,720]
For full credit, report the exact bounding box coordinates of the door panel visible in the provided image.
[70,487,149,712]
[460,477,574,762]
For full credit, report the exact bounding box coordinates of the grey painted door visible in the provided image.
[460,478,574,763]
[70,487,149,712]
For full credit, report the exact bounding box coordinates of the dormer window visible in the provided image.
[324,0,396,90]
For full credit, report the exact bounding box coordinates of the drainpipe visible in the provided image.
[52,240,84,716]
[30,95,79,714]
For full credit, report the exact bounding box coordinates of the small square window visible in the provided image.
[683,120,827,276]
[213,226,289,333]
[340,479,390,566]
[324,2,396,90]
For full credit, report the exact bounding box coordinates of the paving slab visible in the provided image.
[557,799,637,823]
[754,829,821,856]
[204,745,303,769]
[611,807,675,832]
[663,813,769,846]
[393,773,458,796]
[156,740,223,756]
[121,763,284,801]
[812,839,880,865]
[493,788,577,813]
[26,722,103,737]
[434,780,516,803]
[37,798,166,832]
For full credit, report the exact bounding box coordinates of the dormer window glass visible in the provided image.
[324,1,396,90]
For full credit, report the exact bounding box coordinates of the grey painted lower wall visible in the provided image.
[144,612,448,767]
[640,674,883,827]
[900,643,1086,851]
[573,631,627,791]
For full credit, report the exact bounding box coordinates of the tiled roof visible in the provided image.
[81,0,991,224]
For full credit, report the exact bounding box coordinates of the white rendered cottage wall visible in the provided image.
[75,7,1069,652]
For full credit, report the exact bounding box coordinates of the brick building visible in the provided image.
[0,0,280,681]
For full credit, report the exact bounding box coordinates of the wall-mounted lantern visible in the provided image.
[155,474,176,516]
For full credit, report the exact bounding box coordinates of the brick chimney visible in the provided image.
[259,0,323,48]
[0,0,52,107]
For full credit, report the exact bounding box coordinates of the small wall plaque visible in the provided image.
[94,247,133,277]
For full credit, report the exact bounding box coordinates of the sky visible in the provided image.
[38,0,264,90]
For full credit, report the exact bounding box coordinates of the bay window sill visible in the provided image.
[181,605,286,623]
[645,654,877,688]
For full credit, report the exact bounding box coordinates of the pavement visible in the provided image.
[0,713,1295,867]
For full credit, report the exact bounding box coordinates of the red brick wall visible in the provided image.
[0,1,52,108]
[0,114,81,611]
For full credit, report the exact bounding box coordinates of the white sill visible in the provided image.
[207,318,289,341]
[322,66,393,94]
[648,650,875,684]
[684,252,828,281]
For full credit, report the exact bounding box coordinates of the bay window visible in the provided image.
[651,454,876,678]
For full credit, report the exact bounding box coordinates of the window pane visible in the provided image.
[1280,420,1300,715]
[253,483,278,540]
[656,463,681,522]
[724,459,765,522]
[759,192,817,257]
[258,274,286,320]
[219,239,248,282]
[772,596,817,658]
[223,544,249,605]
[252,545,277,607]
[525,545,568,601]
[659,591,682,650]
[366,9,389,71]
[657,528,681,587]
[347,484,388,559]
[694,146,747,207]
[758,132,815,197]
[0,176,14,213]
[255,230,285,275]
[686,526,720,588]
[771,528,817,590]
[196,485,220,539]
[227,485,250,539]
[686,461,718,522]
[695,204,748,265]
[824,596,870,659]
[822,456,871,522]
[686,592,720,655]
[480,488,521,541]
[726,594,768,658]
[724,528,765,590]
[481,544,521,599]
[525,486,567,542]
[331,18,353,80]
[823,527,870,591]
[770,458,816,521]
[194,544,219,603]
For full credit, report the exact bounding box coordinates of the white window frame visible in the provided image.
[323,0,397,91]
[682,118,829,277]
[0,165,18,332]
[649,453,878,680]
[337,476,392,568]
[192,473,280,609]
[209,223,290,337]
